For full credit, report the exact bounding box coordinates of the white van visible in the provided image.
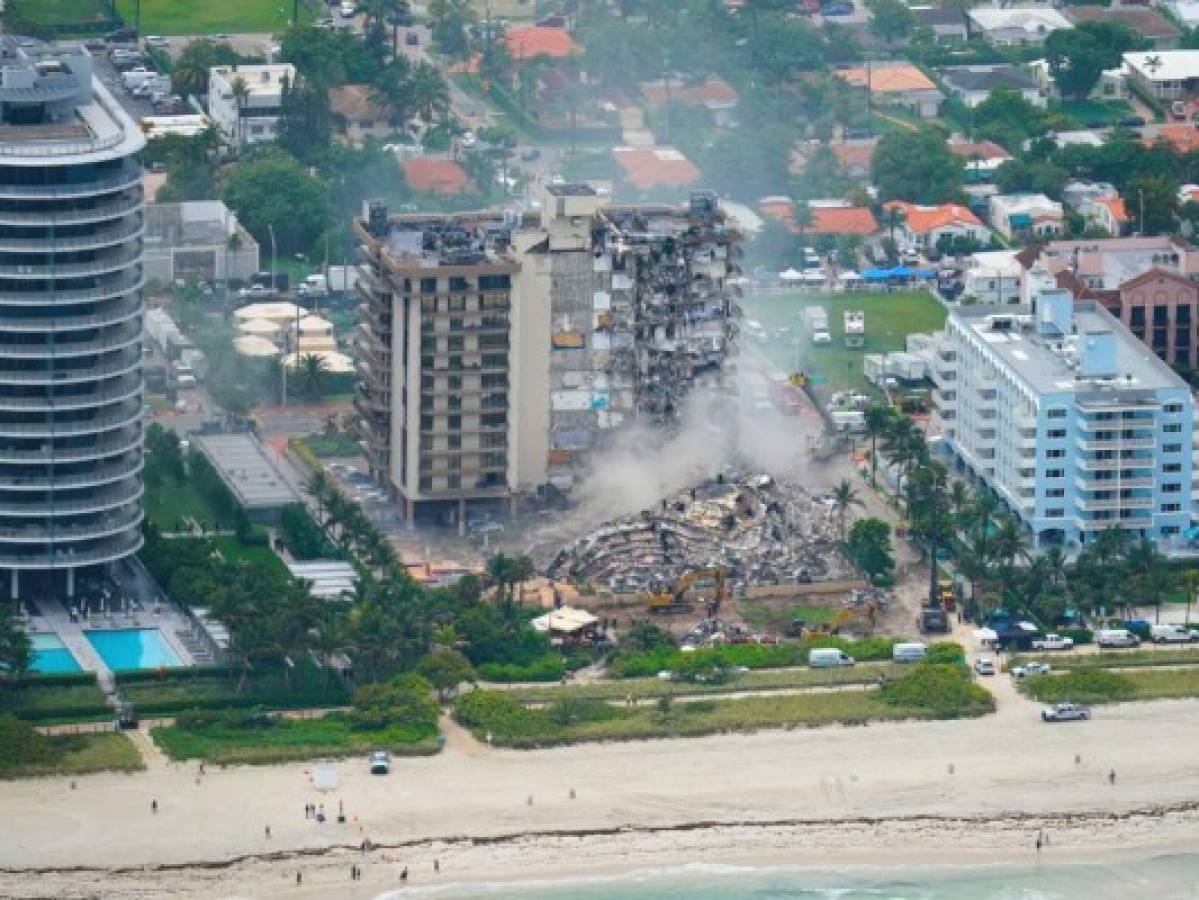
[1096,628,1140,649]
[809,648,855,668]
[1150,624,1198,644]
[892,642,927,663]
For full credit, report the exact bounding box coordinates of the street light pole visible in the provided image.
[268,223,285,407]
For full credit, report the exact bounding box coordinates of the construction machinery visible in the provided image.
[646,568,728,614]
[937,577,957,612]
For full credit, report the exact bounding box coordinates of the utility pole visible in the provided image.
[1139,188,1146,236]
[866,57,873,139]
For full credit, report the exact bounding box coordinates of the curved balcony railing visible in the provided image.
[0,269,144,306]
[0,426,141,463]
[0,374,142,411]
[0,348,141,385]
[0,192,142,227]
[0,455,142,491]
[0,479,142,517]
[0,295,142,333]
[0,527,142,563]
[0,165,142,198]
[0,401,143,437]
[0,217,143,253]
[0,321,140,358]
[0,243,140,279]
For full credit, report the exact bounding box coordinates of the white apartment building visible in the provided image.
[208,63,295,145]
[989,193,1065,242]
[932,285,1195,550]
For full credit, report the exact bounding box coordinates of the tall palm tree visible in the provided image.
[305,470,334,524]
[831,478,864,541]
[409,61,451,126]
[862,404,892,485]
[792,198,814,258]
[296,352,329,400]
[510,555,536,606]
[880,415,923,495]
[230,75,250,146]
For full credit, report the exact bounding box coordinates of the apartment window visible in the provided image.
[1162,503,1182,513]
[420,277,437,294]
[1164,443,1183,452]
[448,415,461,430]
[420,375,434,390]
[1046,468,1064,478]
[420,415,433,431]
[1046,428,1066,439]
[1177,327,1191,347]
[1163,483,1182,494]
[1153,328,1168,350]
[1045,488,1065,498]
[1176,349,1191,365]
[1154,305,1170,325]
[1130,307,1146,328]
[1047,408,1067,419]
[448,375,462,390]
[419,477,432,492]
[1164,526,1182,536]
[1178,306,1192,326]
[1165,402,1184,414]
[448,435,461,450]
[1164,462,1183,473]
[447,336,464,352]
[449,277,469,293]
[447,475,461,489]
[1045,448,1065,459]
[479,274,510,291]
[448,296,466,311]
[482,353,507,367]
[1164,423,1183,433]
[1046,508,1065,518]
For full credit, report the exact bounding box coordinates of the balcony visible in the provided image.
[0,401,142,438]
[0,192,142,228]
[0,244,141,280]
[0,217,143,253]
[0,165,142,200]
[0,479,142,517]
[0,376,142,412]
[0,296,142,333]
[1076,475,1155,490]
[0,529,142,569]
[1078,516,1153,531]
[0,270,144,306]
[0,427,140,464]
[0,348,141,385]
[0,455,141,491]
[1076,495,1154,511]
[0,322,141,358]
[1076,436,1156,451]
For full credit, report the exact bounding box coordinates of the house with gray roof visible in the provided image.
[938,64,1045,108]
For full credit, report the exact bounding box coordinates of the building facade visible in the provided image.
[932,289,1194,549]
[208,64,295,145]
[0,37,147,599]
[1115,268,1199,369]
[354,188,739,525]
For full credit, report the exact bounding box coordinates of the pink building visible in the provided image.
[1114,268,1199,369]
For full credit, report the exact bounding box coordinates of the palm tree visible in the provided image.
[1043,546,1068,589]
[862,404,892,485]
[230,75,250,146]
[831,478,864,541]
[296,352,329,400]
[305,470,334,524]
[409,61,451,126]
[172,39,217,99]
[369,56,413,131]
[486,553,514,607]
[792,198,814,258]
[510,555,536,606]
[880,415,924,495]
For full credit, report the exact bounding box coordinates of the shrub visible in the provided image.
[926,642,966,665]
[453,689,547,740]
[478,654,566,683]
[611,642,803,679]
[880,664,995,718]
[0,713,52,764]
[350,674,439,731]
[1022,669,1136,704]
[546,697,618,727]
[800,636,900,662]
[280,502,338,560]
[1058,628,1093,646]
[287,436,321,472]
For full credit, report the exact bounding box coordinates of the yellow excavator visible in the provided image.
[646,568,729,613]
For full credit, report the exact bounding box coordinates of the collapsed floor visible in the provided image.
[545,469,854,593]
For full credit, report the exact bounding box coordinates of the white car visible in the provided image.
[1031,634,1074,652]
[369,751,390,775]
[1042,702,1090,722]
[1011,661,1052,679]
[973,657,996,676]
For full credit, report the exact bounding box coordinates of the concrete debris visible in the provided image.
[546,469,853,591]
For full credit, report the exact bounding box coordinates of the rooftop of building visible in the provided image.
[546,182,597,197]
[363,209,525,270]
[1068,5,1180,39]
[641,78,738,109]
[991,193,1064,213]
[209,63,295,95]
[400,156,471,195]
[1145,123,1199,153]
[836,62,939,94]
[612,146,701,190]
[505,25,582,59]
[910,6,967,27]
[952,297,1185,395]
[949,139,1013,161]
[193,433,300,511]
[938,63,1039,93]
[328,83,391,120]
[885,200,983,231]
[0,35,144,164]
[966,7,1073,31]
[1124,50,1199,81]
[1031,236,1198,286]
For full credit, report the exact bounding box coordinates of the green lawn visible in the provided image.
[740,602,837,636]
[143,479,227,532]
[0,732,144,779]
[1056,99,1134,127]
[1010,648,1199,671]
[1022,666,1199,704]
[118,668,349,717]
[0,680,111,723]
[741,291,946,394]
[9,0,112,26]
[113,0,315,34]
[209,536,289,576]
[153,715,439,765]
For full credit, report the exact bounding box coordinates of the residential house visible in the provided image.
[328,84,399,144]
[911,7,968,43]
[641,78,739,127]
[1166,0,1199,30]
[963,250,1024,304]
[836,62,944,119]
[966,8,1073,47]
[1067,7,1180,49]
[759,197,878,239]
[1124,50,1199,101]
[1113,268,1199,367]
[505,25,582,62]
[401,157,472,195]
[208,63,295,145]
[950,139,1014,182]
[1063,181,1119,211]
[1029,59,1128,102]
[612,146,701,192]
[989,193,1065,241]
[1080,195,1131,237]
[1145,124,1199,153]
[1021,236,1199,295]
[885,201,990,250]
[938,64,1045,108]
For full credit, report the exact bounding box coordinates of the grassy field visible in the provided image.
[740,601,837,636]
[502,663,903,704]
[741,291,946,394]
[1023,666,1199,704]
[209,536,289,576]
[9,0,112,27]
[118,669,349,717]
[301,433,360,458]
[1056,99,1134,126]
[143,480,227,532]
[1009,648,1199,671]
[153,716,438,765]
[113,0,315,34]
[0,732,143,779]
[0,679,111,723]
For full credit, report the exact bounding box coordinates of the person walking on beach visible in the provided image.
[1035,834,1042,854]
[1109,768,1117,785]
[151,799,158,814]
[296,872,302,886]
[265,825,271,839]
[400,866,408,882]
[434,859,440,873]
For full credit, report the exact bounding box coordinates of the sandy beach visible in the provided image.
[5,692,1199,898]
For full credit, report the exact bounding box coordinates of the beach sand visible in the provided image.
[5,697,1199,898]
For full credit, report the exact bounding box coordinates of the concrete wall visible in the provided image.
[510,232,552,492]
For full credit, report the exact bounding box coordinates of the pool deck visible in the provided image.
[34,596,113,688]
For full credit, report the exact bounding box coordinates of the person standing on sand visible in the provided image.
[1035,834,1042,854]
[434,859,439,873]
[296,872,302,885]
[265,825,271,839]
[1110,769,1117,785]
[151,800,157,814]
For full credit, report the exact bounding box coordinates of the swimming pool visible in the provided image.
[30,633,82,674]
[84,628,182,671]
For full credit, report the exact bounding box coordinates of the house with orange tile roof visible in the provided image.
[759,197,878,237]
[641,78,739,126]
[885,200,989,249]
[836,62,944,118]
[506,25,582,61]
[401,157,472,195]
[612,147,700,192]
[790,139,877,179]
[1145,123,1199,153]
[1080,194,1131,237]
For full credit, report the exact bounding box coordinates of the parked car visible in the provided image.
[1150,624,1199,644]
[1011,661,1051,679]
[1096,628,1141,649]
[1031,634,1074,652]
[973,657,996,676]
[105,28,139,43]
[144,35,169,46]
[822,1,854,14]
[369,751,390,774]
[1042,702,1091,722]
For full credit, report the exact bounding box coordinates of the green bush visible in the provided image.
[611,642,803,679]
[478,654,566,683]
[280,502,339,560]
[880,664,995,718]
[801,636,901,663]
[0,713,51,764]
[453,689,547,740]
[1021,669,1136,704]
[1058,628,1093,646]
[350,674,439,731]
[926,642,967,665]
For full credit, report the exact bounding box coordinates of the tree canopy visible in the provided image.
[872,127,964,203]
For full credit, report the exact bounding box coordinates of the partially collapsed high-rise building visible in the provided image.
[354,185,740,526]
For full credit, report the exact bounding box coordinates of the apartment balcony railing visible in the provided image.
[0,529,142,568]
[0,270,143,306]
[0,165,141,199]
[0,217,143,253]
[0,401,142,437]
[0,455,141,491]
[0,322,140,358]
[0,479,142,517]
[0,192,142,227]
[0,244,140,279]
[0,348,141,385]
[0,375,141,412]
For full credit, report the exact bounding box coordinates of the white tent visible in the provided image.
[297,314,334,335]
[237,318,281,336]
[532,606,599,636]
[234,335,281,357]
[283,349,355,374]
[839,270,863,282]
[779,268,804,282]
[799,270,826,282]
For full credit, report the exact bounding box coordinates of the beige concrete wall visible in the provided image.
[509,232,552,492]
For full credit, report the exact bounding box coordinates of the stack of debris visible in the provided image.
[546,470,850,591]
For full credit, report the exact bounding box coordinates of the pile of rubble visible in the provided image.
[545,470,851,591]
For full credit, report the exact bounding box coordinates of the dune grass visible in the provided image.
[0,732,143,779]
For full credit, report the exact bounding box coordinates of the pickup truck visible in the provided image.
[1030,634,1074,652]
[1011,661,1051,679]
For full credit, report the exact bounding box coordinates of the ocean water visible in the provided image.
[379,854,1199,900]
